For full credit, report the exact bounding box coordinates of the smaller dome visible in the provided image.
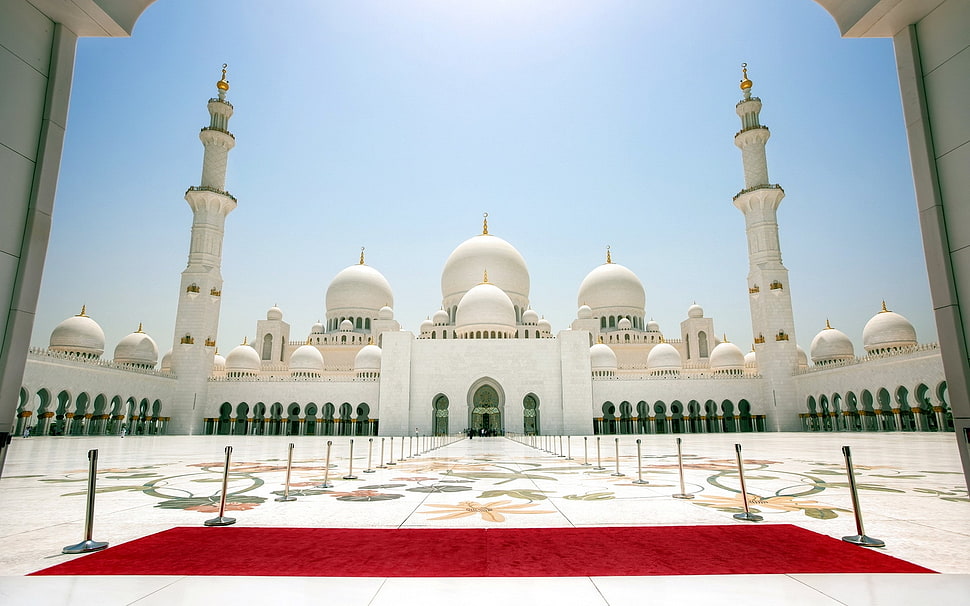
[212,350,226,370]
[687,303,704,319]
[646,320,660,332]
[577,304,592,320]
[617,318,632,330]
[710,340,745,371]
[113,324,159,368]
[266,305,283,321]
[310,321,324,334]
[225,340,260,374]
[420,318,434,334]
[290,343,324,374]
[862,302,917,353]
[340,319,354,331]
[522,309,539,325]
[647,342,681,370]
[796,345,809,369]
[160,349,173,373]
[744,350,757,368]
[538,318,551,333]
[355,343,382,371]
[590,342,617,371]
[49,306,105,357]
[432,309,449,325]
[455,280,515,329]
[810,321,855,364]
[379,306,394,320]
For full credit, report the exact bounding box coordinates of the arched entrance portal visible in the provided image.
[470,384,503,435]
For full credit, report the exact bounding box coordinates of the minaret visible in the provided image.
[169,65,238,434]
[732,64,799,431]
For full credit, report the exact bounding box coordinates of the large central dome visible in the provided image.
[441,226,530,313]
[326,262,394,319]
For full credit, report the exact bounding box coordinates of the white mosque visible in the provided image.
[14,66,950,440]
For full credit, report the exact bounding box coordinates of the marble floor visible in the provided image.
[0,432,968,604]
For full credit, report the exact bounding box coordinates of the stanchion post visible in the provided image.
[205,445,238,526]
[841,445,885,547]
[611,437,624,476]
[387,436,396,466]
[582,436,590,466]
[732,443,762,522]
[63,449,109,553]
[364,438,376,473]
[558,435,565,457]
[633,439,648,484]
[400,435,406,461]
[672,437,693,499]
[317,440,334,488]
[275,442,297,502]
[594,436,605,470]
[377,437,387,469]
[566,436,573,460]
[343,439,358,479]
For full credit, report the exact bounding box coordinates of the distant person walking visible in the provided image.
[121,425,127,438]
[22,425,30,439]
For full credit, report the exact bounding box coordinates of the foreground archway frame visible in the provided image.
[0,0,967,492]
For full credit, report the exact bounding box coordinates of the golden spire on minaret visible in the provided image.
[606,245,612,264]
[359,247,365,265]
[482,212,489,235]
[216,63,230,92]
[739,62,753,91]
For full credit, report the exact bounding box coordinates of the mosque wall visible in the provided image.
[405,336,568,435]
[206,378,380,421]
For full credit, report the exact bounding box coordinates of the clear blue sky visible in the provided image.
[33,0,935,360]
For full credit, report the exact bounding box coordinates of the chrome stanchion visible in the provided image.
[732,443,762,522]
[582,436,590,466]
[841,445,885,547]
[566,436,573,460]
[317,440,334,488]
[63,449,109,553]
[672,437,693,499]
[594,437,606,470]
[364,438,376,473]
[377,437,387,469]
[633,439,648,484]
[343,439,358,479]
[387,436,396,466]
[204,445,238,526]
[400,435,406,461]
[558,435,565,457]
[611,438,624,476]
[275,442,297,502]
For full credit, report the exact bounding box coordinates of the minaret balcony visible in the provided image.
[734,124,769,138]
[200,126,235,139]
[186,185,237,203]
[733,126,770,148]
[732,183,784,202]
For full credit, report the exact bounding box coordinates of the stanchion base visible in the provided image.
[342,475,358,480]
[610,472,625,477]
[632,479,649,485]
[315,482,333,488]
[204,516,237,526]
[672,493,694,499]
[386,462,396,466]
[593,467,606,471]
[565,457,574,460]
[363,469,376,473]
[732,512,763,522]
[376,465,387,469]
[842,534,885,547]
[580,463,591,466]
[275,495,297,502]
[62,539,108,554]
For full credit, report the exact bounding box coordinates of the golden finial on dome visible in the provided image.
[825,318,832,330]
[482,212,489,235]
[242,336,248,346]
[77,305,87,317]
[482,269,489,284]
[606,245,612,264]
[723,333,730,343]
[359,247,365,265]
[881,300,890,313]
[136,322,144,333]
[216,63,230,92]
[740,62,753,91]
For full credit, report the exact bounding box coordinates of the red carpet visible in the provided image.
[32,525,934,577]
